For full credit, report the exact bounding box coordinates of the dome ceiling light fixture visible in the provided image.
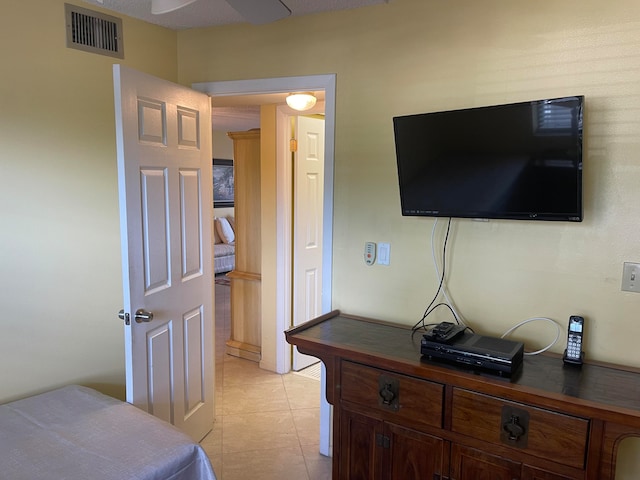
[286,92,317,111]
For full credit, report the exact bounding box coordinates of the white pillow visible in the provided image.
[216,217,235,244]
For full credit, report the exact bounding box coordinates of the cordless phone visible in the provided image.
[563,315,584,366]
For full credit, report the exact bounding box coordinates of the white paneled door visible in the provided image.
[113,65,214,442]
[292,115,325,371]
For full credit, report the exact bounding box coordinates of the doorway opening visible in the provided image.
[193,74,336,455]
[194,75,335,373]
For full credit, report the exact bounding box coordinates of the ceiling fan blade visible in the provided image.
[152,0,198,15]
[225,0,291,24]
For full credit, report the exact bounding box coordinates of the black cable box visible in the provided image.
[421,330,524,375]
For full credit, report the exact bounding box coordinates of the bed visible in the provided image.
[0,385,217,480]
[214,216,235,274]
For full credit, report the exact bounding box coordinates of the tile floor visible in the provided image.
[200,280,332,480]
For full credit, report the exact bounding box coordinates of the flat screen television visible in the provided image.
[393,96,584,221]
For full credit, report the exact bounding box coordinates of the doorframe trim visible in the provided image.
[275,104,293,372]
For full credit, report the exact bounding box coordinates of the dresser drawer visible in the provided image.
[451,388,589,469]
[341,361,444,429]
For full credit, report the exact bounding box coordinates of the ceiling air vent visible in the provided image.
[65,3,124,59]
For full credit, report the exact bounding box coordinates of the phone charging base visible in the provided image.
[563,349,584,366]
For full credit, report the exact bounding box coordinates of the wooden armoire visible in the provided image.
[225,129,261,361]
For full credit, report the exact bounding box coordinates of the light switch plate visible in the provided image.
[377,242,390,266]
[622,262,640,293]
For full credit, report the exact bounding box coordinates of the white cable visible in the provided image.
[430,218,466,325]
[501,317,562,356]
[429,220,559,354]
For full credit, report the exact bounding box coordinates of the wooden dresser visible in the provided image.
[285,310,640,480]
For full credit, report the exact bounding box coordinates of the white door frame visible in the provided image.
[193,74,335,456]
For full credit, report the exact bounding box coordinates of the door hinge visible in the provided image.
[375,433,390,449]
[290,138,298,152]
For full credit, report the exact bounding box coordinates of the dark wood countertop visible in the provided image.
[286,310,640,425]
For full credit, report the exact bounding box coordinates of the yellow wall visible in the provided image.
[178,0,640,475]
[179,0,640,365]
[1,0,639,474]
[213,129,233,158]
[258,104,278,372]
[0,0,177,402]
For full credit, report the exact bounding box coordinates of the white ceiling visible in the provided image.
[84,0,358,130]
[210,91,325,131]
[211,105,261,132]
[83,0,354,130]
[83,0,387,30]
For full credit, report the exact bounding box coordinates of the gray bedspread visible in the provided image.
[0,385,216,480]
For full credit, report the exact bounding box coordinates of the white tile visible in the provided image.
[208,285,327,478]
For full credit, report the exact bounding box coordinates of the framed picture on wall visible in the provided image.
[213,158,234,207]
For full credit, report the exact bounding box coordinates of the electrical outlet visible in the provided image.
[622,262,640,293]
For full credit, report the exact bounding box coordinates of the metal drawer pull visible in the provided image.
[503,414,526,441]
[377,374,399,411]
[379,383,395,405]
[500,406,530,447]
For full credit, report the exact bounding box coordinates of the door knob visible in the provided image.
[134,309,154,323]
[118,309,154,325]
